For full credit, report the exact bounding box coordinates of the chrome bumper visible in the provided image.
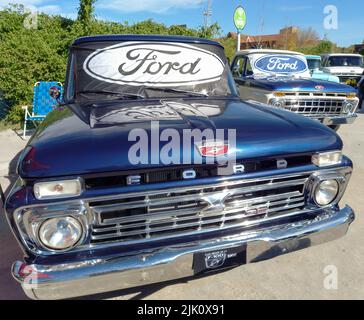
[12,206,355,300]
[321,114,357,125]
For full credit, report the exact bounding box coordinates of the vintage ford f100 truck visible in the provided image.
[231,49,359,131]
[2,35,355,299]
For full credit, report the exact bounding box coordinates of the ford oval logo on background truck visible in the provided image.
[254,54,308,74]
[231,49,359,131]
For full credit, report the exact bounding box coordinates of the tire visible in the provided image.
[329,125,340,132]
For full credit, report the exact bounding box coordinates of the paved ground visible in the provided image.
[0,112,364,300]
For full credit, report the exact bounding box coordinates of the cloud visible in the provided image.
[0,1,75,18]
[98,0,205,14]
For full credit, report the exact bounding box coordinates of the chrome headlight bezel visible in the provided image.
[306,172,350,209]
[269,98,286,108]
[13,202,91,255]
[342,99,358,114]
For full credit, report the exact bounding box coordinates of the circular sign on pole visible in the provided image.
[234,6,247,31]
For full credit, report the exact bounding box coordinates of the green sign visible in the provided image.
[234,6,247,31]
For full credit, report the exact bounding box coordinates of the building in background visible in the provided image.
[227,26,298,50]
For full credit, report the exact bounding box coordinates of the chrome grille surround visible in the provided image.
[12,167,353,255]
[269,92,358,119]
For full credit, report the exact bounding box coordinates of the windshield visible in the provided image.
[307,58,321,70]
[327,56,363,67]
[65,40,233,103]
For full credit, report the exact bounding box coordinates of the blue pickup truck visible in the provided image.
[231,49,359,131]
[2,35,355,299]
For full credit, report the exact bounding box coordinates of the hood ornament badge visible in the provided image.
[197,141,229,157]
[315,85,325,91]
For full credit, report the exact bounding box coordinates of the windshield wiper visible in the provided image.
[78,90,145,100]
[142,87,209,97]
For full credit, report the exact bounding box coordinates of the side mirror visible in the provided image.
[232,66,241,77]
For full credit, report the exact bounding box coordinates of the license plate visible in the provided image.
[193,246,247,275]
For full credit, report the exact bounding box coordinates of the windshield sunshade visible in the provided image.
[249,54,310,77]
[67,40,231,102]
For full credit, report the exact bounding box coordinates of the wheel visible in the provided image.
[329,125,340,132]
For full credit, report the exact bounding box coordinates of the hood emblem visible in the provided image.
[315,85,325,91]
[201,191,230,214]
[197,141,229,157]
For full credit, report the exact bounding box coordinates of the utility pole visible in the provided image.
[203,0,212,30]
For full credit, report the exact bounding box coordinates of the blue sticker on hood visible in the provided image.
[254,55,308,74]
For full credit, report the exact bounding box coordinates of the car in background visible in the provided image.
[231,49,359,131]
[306,55,340,83]
[321,53,364,87]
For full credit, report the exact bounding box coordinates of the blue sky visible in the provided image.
[0,0,363,47]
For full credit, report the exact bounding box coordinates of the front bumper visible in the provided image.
[321,114,357,126]
[12,205,355,300]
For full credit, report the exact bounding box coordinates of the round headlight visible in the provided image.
[38,217,83,250]
[314,180,339,206]
[271,99,285,108]
[343,101,354,113]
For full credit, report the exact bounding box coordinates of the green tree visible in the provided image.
[217,37,236,62]
[77,0,97,34]
[0,6,221,124]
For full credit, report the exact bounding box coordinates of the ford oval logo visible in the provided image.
[83,42,225,87]
[254,55,308,74]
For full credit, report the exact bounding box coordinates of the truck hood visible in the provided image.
[19,98,342,179]
[250,75,356,93]
[323,66,364,75]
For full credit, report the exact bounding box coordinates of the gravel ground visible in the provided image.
[0,112,363,300]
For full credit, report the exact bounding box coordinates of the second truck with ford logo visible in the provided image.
[231,49,359,131]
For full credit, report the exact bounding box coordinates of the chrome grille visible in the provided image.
[88,173,310,245]
[271,92,354,119]
[283,99,344,118]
